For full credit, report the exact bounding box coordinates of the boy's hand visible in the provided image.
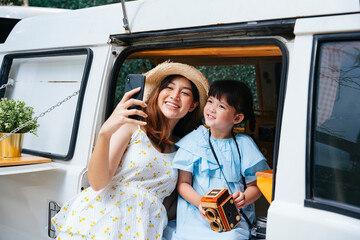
[198,203,207,220]
[233,191,246,209]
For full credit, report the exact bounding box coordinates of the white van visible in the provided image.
[0,1,359,239]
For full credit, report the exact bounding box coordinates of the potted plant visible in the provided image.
[0,98,39,157]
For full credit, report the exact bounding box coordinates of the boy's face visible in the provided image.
[204,96,243,134]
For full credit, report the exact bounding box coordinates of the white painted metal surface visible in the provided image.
[0,1,359,239]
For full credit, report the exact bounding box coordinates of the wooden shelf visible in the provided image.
[0,154,51,167]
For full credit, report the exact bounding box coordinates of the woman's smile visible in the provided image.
[158,76,197,122]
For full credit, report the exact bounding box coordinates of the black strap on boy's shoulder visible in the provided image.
[208,130,253,229]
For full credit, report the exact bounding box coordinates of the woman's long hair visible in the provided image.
[144,75,200,152]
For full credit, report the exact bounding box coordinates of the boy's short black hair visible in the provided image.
[208,80,256,132]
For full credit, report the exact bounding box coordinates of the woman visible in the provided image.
[51,61,209,240]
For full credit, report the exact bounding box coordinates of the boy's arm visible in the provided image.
[233,181,262,209]
[177,170,206,218]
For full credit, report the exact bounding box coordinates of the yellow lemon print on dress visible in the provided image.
[104,227,110,233]
[148,144,152,148]
[118,234,123,239]
[91,235,95,239]
[130,162,135,168]
[164,162,167,166]
[69,232,73,237]
[79,218,85,222]
[133,193,137,197]
[71,211,76,216]
[141,150,146,155]
[62,206,67,211]
[148,162,153,168]
[135,171,141,176]
[156,234,161,239]
[125,226,131,231]
[166,171,171,175]
[157,181,163,186]
[84,197,89,202]
[128,206,133,212]
[153,173,157,178]
[121,191,126,196]
[125,182,130,186]
[162,190,167,193]
[67,227,72,231]
[113,217,118,222]
[138,218,142,223]
[90,222,96,227]
[149,224,154,228]
[154,157,157,161]
[146,187,151,190]
[89,205,94,209]
[52,219,56,224]
[112,186,117,190]
[139,202,143,207]
[115,201,120,206]
[136,232,140,237]
[135,140,141,144]
[100,210,105,215]
[57,226,62,230]
[96,196,101,201]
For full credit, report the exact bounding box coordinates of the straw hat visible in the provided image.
[143,61,209,122]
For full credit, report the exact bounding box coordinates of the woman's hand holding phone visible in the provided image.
[101,87,148,136]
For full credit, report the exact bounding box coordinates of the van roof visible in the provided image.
[0,6,68,20]
[1,0,359,51]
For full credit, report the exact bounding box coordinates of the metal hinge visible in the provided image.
[48,201,61,239]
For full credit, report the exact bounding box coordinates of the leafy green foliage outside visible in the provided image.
[0,98,39,135]
[196,65,258,108]
[115,60,258,109]
[1,0,135,9]
[0,0,23,5]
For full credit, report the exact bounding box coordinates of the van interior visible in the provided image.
[110,44,284,217]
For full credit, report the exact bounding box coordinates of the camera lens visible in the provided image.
[205,208,217,221]
[210,219,223,232]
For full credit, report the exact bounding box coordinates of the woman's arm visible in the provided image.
[88,88,147,191]
[233,181,261,209]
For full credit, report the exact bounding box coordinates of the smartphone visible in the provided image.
[124,74,146,119]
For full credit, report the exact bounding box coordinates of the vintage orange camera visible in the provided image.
[201,188,241,232]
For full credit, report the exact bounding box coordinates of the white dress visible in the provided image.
[52,127,178,240]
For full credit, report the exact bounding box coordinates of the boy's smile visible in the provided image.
[204,96,243,138]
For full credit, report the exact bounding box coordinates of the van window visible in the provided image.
[0,18,20,43]
[0,49,92,160]
[307,36,360,218]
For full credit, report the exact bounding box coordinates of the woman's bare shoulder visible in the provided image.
[112,123,140,142]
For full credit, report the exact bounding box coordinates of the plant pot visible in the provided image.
[0,133,24,158]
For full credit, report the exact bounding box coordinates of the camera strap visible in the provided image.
[208,130,254,229]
